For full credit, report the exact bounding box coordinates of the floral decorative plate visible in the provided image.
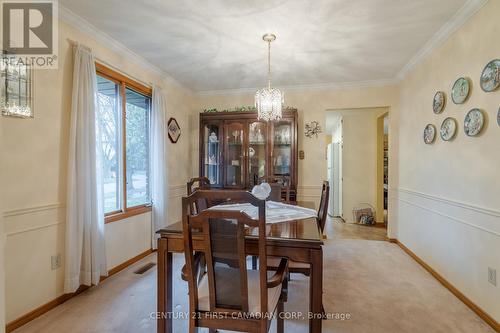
[497,107,500,127]
[423,124,436,144]
[433,91,446,114]
[451,77,470,104]
[440,117,457,141]
[464,109,484,137]
[480,59,500,92]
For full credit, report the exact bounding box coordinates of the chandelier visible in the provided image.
[255,33,283,121]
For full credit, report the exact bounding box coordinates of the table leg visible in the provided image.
[309,248,323,333]
[157,238,173,333]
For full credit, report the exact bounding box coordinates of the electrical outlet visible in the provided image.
[51,254,61,270]
[488,267,496,286]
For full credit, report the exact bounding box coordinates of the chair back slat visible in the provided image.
[317,181,330,232]
[186,177,211,214]
[182,190,268,314]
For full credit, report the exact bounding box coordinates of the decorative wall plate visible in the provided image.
[423,124,436,144]
[480,59,500,92]
[498,107,500,127]
[167,117,181,143]
[451,77,470,104]
[440,117,457,141]
[433,91,446,114]
[464,108,484,137]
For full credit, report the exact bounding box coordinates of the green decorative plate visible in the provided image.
[433,91,445,114]
[464,109,484,137]
[480,59,500,92]
[451,77,470,104]
[423,124,436,144]
[440,117,457,141]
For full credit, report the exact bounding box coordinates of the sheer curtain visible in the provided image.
[150,86,169,249]
[64,44,107,293]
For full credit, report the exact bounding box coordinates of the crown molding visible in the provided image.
[196,78,398,96]
[396,0,488,80]
[58,4,192,94]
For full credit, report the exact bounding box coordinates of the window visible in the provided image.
[96,63,152,222]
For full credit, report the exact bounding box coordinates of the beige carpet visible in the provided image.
[13,220,495,333]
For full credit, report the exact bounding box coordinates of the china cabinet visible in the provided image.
[199,109,298,201]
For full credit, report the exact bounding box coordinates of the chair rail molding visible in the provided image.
[169,184,186,199]
[397,188,500,237]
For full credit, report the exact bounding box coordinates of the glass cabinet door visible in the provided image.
[248,121,267,187]
[224,122,245,187]
[272,121,293,186]
[203,123,221,186]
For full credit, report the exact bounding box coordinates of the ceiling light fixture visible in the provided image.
[255,33,283,122]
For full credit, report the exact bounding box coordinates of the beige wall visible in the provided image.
[1,20,194,322]
[193,85,399,212]
[397,0,500,322]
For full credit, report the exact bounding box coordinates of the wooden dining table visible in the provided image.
[156,215,324,333]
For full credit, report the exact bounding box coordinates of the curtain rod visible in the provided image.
[67,38,154,89]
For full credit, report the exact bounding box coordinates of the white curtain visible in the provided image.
[150,87,169,249]
[64,44,107,293]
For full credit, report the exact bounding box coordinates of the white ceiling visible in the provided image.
[60,0,469,92]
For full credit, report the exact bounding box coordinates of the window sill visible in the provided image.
[105,205,152,224]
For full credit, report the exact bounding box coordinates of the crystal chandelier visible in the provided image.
[255,33,283,121]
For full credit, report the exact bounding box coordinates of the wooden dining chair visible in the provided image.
[267,180,330,277]
[258,176,291,203]
[186,177,211,214]
[182,190,289,333]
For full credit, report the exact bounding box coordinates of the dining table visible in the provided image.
[156,201,324,333]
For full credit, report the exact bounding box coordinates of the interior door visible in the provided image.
[223,121,246,188]
[332,143,341,216]
[327,143,334,216]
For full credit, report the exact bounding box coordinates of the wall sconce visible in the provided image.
[305,121,322,138]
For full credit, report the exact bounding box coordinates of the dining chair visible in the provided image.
[267,180,330,277]
[182,190,289,333]
[186,177,211,214]
[258,176,291,203]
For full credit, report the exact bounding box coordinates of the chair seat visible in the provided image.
[267,256,310,269]
[197,267,282,314]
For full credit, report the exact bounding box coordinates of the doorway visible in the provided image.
[376,112,389,226]
[325,108,389,231]
[326,116,342,218]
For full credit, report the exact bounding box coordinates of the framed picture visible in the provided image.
[167,117,181,143]
[1,53,34,118]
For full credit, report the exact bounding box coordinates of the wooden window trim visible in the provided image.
[105,205,152,224]
[96,62,152,96]
[97,62,153,224]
